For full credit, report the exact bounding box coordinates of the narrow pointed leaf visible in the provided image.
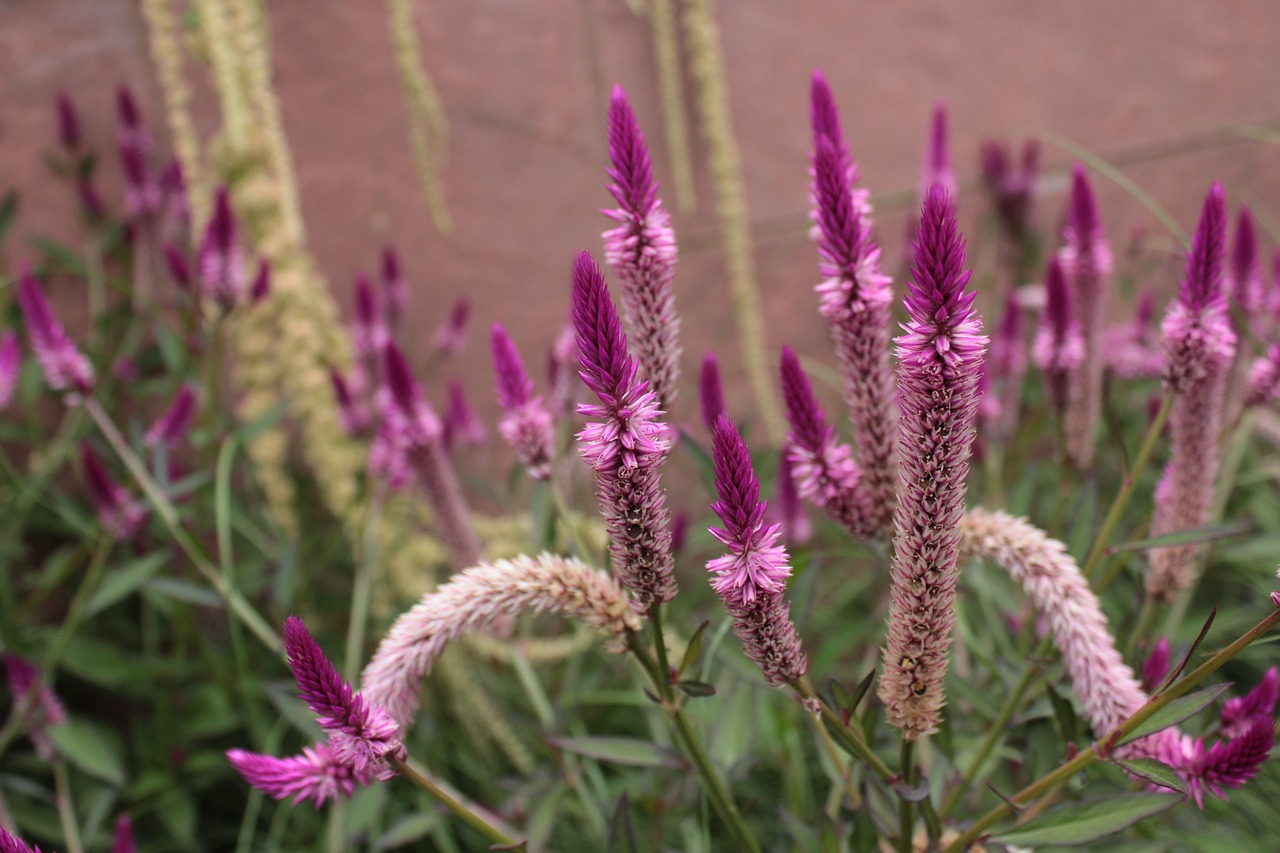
[1116,683,1232,747]
[991,793,1181,846]
[1110,758,1189,795]
[546,736,685,768]
[1109,521,1252,554]
[678,620,710,677]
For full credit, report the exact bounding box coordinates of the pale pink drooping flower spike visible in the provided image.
[1032,255,1084,417]
[572,251,676,613]
[707,416,807,686]
[1059,165,1113,468]
[809,75,898,535]
[779,345,873,538]
[878,185,987,741]
[959,509,1274,803]
[18,269,94,398]
[491,322,555,481]
[1147,183,1236,603]
[601,86,681,413]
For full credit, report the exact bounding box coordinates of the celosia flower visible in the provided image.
[443,378,486,449]
[1032,256,1084,415]
[18,269,94,396]
[351,275,389,363]
[227,743,362,807]
[491,323,554,480]
[0,826,41,853]
[919,102,956,200]
[601,85,681,412]
[56,92,80,152]
[198,188,247,308]
[82,446,147,540]
[1228,207,1262,314]
[699,350,725,434]
[572,251,676,613]
[808,71,870,231]
[1059,165,1113,468]
[250,260,271,303]
[1246,343,1280,408]
[546,321,578,415]
[330,369,371,437]
[779,345,871,538]
[1147,183,1236,603]
[112,814,136,853]
[432,298,470,358]
[1176,716,1275,808]
[981,293,1025,433]
[707,416,807,686]
[4,653,67,761]
[773,452,811,545]
[0,331,22,410]
[879,185,986,740]
[163,243,191,290]
[1220,666,1278,739]
[1104,290,1164,379]
[117,86,159,221]
[381,245,409,316]
[810,117,897,534]
[159,160,189,233]
[116,85,150,155]
[670,509,690,555]
[77,176,105,221]
[1141,637,1171,693]
[981,138,1038,240]
[144,384,198,448]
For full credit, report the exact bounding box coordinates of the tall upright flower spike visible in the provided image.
[381,245,409,316]
[1032,256,1084,416]
[1147,183,1236,603]
[1228,207,1261,313]
[491,323,554,481]
[383,342,481,565]
[4,653,68,761]
[117,85,159,221]
[432,298,471,358]
[352,275,389,364]
[1060,165,1113,467]
[808,70,869,228]
[198,187,246,308]
[878,186,987,741]
[361,553,641,728]
[1141,637,1171,693]
[112,814,137,853]
[443,379,486,449]
[572,251,676,613]
[779,345,872,538]
[159,159,189,232]
[707,416,807,686]
[981,293,1025,433]
[0,826,41,853]
[919,102,956,200]
[774,454,812,545]
[981,138,1039,241]
[82,446,148,540]
[144,384,198,448]
[546,321,578,415]
[19,269,94,397]
[0,331,21,410]
[1245,342,1280,408]
[116,85,150,155]
[1104,290,1165,379]
[249,260,271,303]
[330,369,371,437]
[699,350,725,434]
[811,127,897,533]
[602,85,681,412]
[56,92,80,152]
[957,508,1274,802]
[164,244,191,290]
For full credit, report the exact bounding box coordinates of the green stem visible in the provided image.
[52,759,84,853]
[897,739,916,853]
[390,755,522,847]
[345,492,384,679]
[790,678,894,782]
[650,603,673,693]
[943,606,1280,851]
[1080,393,1173,584]
[83,398,283,656]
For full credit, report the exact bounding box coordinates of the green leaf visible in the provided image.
[375,813,442,850]
[676,680,716,697]
[678,620,710,677]
[1046,682,1080,743]
[1111,757,1189,795]
[48,719,126,786]
[678,428,716,494]
[85,552,169,616]
[606,792,638,853]
[547,736,684,768]
[992,792,1182,846]
[1116,683,1232,747]
[1109,521,1252,554]
[144,577,223,607]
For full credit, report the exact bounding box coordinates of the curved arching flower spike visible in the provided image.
[707,416,807,686]
[1147,183,1236,603]
[572,251,676,613]
[1060,165,1113,467]
[879,185,987,741]
[1032,255,1084,416]
[809,116,897,534]
[601,86,681,412]
[18,269,94,398]
[779,345,872,538]
[491,323,555,481]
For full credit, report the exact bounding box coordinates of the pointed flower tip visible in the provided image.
[1183,183,1228,308]
[1044,256,1072,332]
[382,342,417,412]
[809,69,841,143]
[0,826,41,853]
[700,350,725,433]
[907,185,974,324]
[571,251,632,398]
[779,345,826,446]
[1068,164,1099,239]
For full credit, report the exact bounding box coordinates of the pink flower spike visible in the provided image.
[383,342,442,450]
[1221,667,1279,738]
[1229,207,1261,313]
[82,446,147,540]
[227,744,361,807]
[1246,343,1280,408]
[56,92,80,151]
[809,69,842,147]
[1032,255,1084,415]
[4,652,67,761]
[19,269,94,397]
[330,369,371,437]
[491,323,554,480]
[381,245,409,315]
[774,453,812,545]
[1183,715,1275,807]
[164,243,191,290]
[250,260,271,303]
[198,188,246,308]
[981,138,1038,239]
[432,298,471,357]
[443,378,486,449]
[880,185,987,741]
[573,250,675,612]
[284,616,404,777]
[602,85,681,411]
[699,350,725,434]
[0,331,22,410]
[145,384,198,448]
[112,814,137,853]
[352,275,388,362]
[0,826,41,853]
[919,102,956,200]
[1141,637,1171,693]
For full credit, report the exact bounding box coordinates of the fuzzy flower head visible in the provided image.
[227,743,362,807]
[432,298,471,358]
[1246,342,1280,408]
[442,378,486,450]
[330,369,371,437]
[1172,716,1275,808]
[82,446,147,540]
[491,323,554,480]
[198,188,247,308]
[919,102,956,200]
[813,134,892,316]
[19,269,94,397]
[1220,666,1278,739]
[981,138,1038,239]
[381,244,409,316]
[779,345,861,508]
[0,331,22,410]
[1229,206,1262,312]
[144,384,198,448]
[0,827,41,853]
[382,341,443,451]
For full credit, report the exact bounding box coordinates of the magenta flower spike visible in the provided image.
[1229,206,1261,313]
[77,176,106,222]
[808,70,869,228]
[159,159,189,230]
[1105,290,1165,379]
[1221,666,1279,738]
[381,245,409,316]
[145,384,198,449]
[443,378,486,450]
[981,293,1025,433]
[0,331,22,410]
[227,743,361,807]
[779,345,872,538]
[699,350,725,434]
[919,102,956,200]
[1178,716,1275,808]
[491,323,555,481]
[1147,183,1236,603]
[981,138,1038,240]
[4,653,67,761]
[19,269,94,398]
[82,446,147,540]
[601,85,681,412]
[116,85,149,154]
[1245,342,1280,408]
[546,321,578,415]
[198,188,246,308]
[879,185,987,741]
[383,342,481,564]
[250,260,271,303]
[432,298,471,358]
[774,453,812,545]
[163,243,191,290]
[330,369,371,437]
[112,815,136,853]
[1059,165,1113,467]
[352,275,388,363]
[811,128,897,534]
[0,826,41,853]
[1032,255,1084,416]
[809,69,842,147]
[1140,637,1171,693]
[707,415,807,686]
[56,92,80,152]
[572,250,676,613]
